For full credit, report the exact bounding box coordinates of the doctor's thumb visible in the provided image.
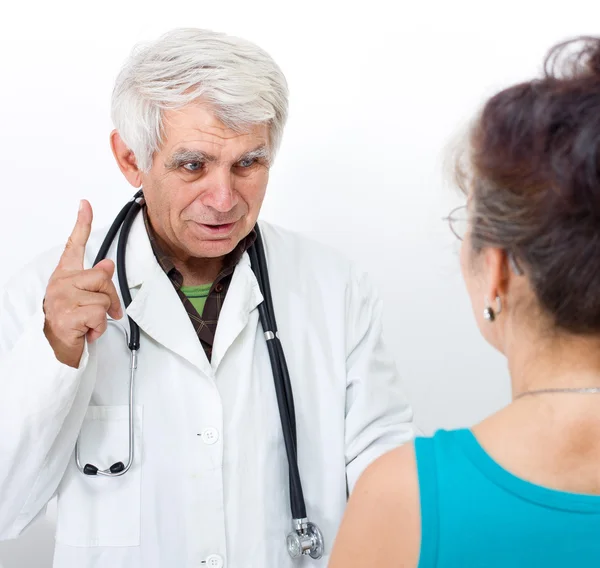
[95,258,116,278]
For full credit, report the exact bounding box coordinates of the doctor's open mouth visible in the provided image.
[193,221,237,236]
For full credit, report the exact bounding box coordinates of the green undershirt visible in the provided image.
[180,283,213,317]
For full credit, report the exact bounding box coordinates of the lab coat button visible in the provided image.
[205,554,224,567]
[202,427,219,445]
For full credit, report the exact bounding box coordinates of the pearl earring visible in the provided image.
[484,296,502,322]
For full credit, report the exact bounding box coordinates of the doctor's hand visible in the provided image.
[43,200,123,368]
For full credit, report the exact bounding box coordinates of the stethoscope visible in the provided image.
[73,190,324,560]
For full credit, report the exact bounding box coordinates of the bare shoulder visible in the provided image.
[328,443,421,568]
[358,443,420,508]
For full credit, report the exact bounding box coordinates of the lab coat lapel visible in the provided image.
[122,214,213,378]
[210,253,263,372]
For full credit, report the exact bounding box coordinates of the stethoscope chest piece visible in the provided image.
[286,518,325,559]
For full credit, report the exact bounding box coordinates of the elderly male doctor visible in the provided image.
[0,28,413,568]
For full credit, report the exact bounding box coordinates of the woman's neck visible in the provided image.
[507,332,600,399]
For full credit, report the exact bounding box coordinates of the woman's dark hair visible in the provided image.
[460,36,600,334]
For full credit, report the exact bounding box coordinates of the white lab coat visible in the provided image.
[0,214,413,568]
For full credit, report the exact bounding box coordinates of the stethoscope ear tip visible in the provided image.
[110,461,126,474]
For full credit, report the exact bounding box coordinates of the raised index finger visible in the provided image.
[58,200,93,271]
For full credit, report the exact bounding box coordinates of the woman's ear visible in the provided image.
[483,247,510,301]
[110,130,142,188]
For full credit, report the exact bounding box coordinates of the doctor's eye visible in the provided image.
[182,161,204,172]
[237,157,257,168]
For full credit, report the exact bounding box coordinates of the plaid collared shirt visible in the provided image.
[142,207,256,361]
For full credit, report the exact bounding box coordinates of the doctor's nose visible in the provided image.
[201,171,239,213]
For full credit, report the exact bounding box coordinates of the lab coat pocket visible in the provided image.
[55,405,143,547]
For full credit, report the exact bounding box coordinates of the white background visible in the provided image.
[0,0,598,565]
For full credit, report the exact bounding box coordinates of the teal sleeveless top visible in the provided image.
[415,429,600,567]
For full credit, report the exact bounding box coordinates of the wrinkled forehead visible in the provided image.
[159,102,270,160]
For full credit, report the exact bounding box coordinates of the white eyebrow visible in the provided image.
[237,146,271,164]
[165,149,214,169]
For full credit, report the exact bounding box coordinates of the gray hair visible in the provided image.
[110,28,289,172]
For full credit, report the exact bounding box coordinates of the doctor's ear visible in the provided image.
[110,130,142,188]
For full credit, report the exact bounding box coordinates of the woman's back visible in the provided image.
[329,35,600,568]
[416,428,600,567]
